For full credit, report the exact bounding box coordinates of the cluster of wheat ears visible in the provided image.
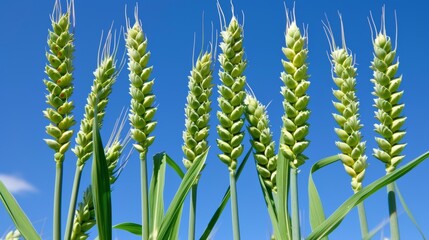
[1,1,429,240]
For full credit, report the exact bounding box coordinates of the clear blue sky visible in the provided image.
[1,0,428,239]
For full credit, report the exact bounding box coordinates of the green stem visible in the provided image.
[141,151,149,240]
[64,166,83,240]
[357,202,369,238]
[229,171,241,240]
[387,182,399,240]
[188,184,198,240]
[53,162,63,240]
[290,168,300,240]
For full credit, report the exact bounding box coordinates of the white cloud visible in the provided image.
[0,174,37,194]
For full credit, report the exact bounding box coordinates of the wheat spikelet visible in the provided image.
[72,30,119,167]
[244,93,277,192]
[324,18,367,192]
[182,52,213,169]
[126,11,157,155]
[43,2,75,163]
[370,11,406,173]
[217,15,246,172]
[280,12,310,169]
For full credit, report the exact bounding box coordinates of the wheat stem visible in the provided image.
[357,202,369,237]
[65,166,82,240]
[387,183,399,239]
[230,171,241,240]
[290,168,300,240]
[54,162,63,240]
[188,184,198,240]
[140,151,149,240]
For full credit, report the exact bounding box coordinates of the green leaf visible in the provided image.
[306,150,429,240]
[0,181,41,240]
[113,222,142,235]
[308,155,339,240]
[277,137,292,240]
[168,201,183,239]
[199,149,251,240]
[157,149,208,240]
[395,183,426,240]
[149,153,167,239]
[91,105,112,240]
[257,173,281,240]
[166,154,185,179]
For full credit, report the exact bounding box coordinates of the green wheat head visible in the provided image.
[183,52,213,169]
[280,13,310,169]
[370,14,406,173]
[126,14,157,155]
[244,94,277,192]
[217,16,247,172]
[325,20,368,192]
[72,31,119,167]
[43,3,75,163]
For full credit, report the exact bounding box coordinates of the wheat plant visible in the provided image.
[280,9,310,240]
[370,9,405,240]
[324,15,369,238]
[182,50,213,240]
[43,1,75,239]
[216,7,247,239]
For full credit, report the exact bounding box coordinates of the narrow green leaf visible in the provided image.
[0,181,41,240]
[308,155,339,240]
[257,173,281,240]
[395,183,426,240]
[363,217,389,240]
[91,106,112,240]
[168,201,184,239]
[157,149,208,240]
[276,137,292,240]
[307,150,429,240]
[199,149,251,240]
[113,222,142,235]
[149,153,167,239]
[166,154,185,179]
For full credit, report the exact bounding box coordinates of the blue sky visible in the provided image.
[1,0,428,239]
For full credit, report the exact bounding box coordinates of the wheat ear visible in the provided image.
[244,93,277,192]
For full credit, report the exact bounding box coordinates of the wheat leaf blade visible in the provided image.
[149,153,167,238]
[157,149,208,240]
[0,181,41,240]
[166,154,185,179]
[113,222,142,235]
[308,155,339,240]
[395,183,426,239]
[306,151,429,240]
[91,106,112,240]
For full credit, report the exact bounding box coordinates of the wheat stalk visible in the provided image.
[43,2,75,239]
[126,7,157,240]
[323,15,369,237]
[216,6,247,238]
[369,8,404,239]
[64,28,119,240]
[280,8,310,239]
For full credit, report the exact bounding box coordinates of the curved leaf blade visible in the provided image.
[308,155,339,240]
[157,149,208,240]
[0,181,41,240]
[113,222,142,235]
[307,151,429,240]
[92,108,112,240]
